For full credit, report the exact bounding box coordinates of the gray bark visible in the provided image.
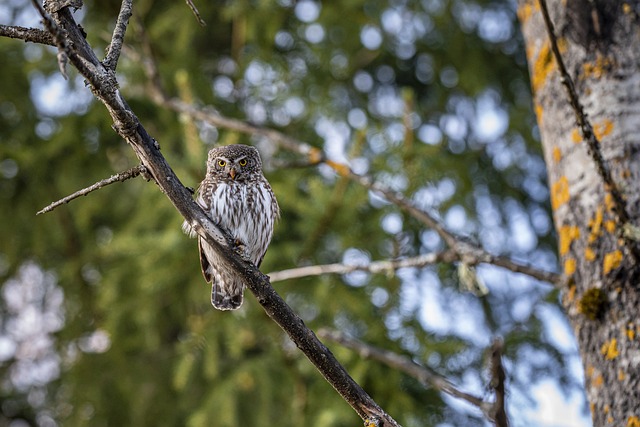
[518,1,640,425]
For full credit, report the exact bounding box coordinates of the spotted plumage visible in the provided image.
[183,144,279,310]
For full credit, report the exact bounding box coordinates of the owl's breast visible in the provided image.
[206,182,275,264]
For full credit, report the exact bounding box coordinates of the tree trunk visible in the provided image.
[518,1,640,425]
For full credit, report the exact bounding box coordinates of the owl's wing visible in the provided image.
[198,237,213,283]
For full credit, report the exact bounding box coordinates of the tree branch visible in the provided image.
[536,0,640,263]
[103,0,132,71]
[488,338,509,427]
[184,0,206,26]
[26,3,400,426]
[37,165,147,215]
[269,250,458,283]
[350,174,564,286]
[0,24,54,45]
[317,329,487,411]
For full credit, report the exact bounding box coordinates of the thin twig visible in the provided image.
[0,25,55,45]
[37,165,146,215]
[30,0,70,78]
[184,0,206,26]
[536,0,640,262]
[103,0,133,70]
[318,329,486,410]
[351,174,563,285]
[488,338,509,427]
[269,250,458,282]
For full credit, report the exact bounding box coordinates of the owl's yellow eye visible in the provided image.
[238,159,248,167]
[217,160,226,167]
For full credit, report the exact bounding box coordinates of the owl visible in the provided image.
[183,144,279,310]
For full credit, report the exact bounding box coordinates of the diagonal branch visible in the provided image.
[103,0,133,71]
[269,250,458,283]
[37,165,147,215]
[318,329,487,411]
[488,338,509,427]
[25,3,400,426]
[184,0,206,26]
[536,0,640,263]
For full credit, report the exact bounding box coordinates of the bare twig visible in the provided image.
[488,338,509,427]
[24,4,399,426]
[351,174,564,285]
[269,250,458,282]
[318,329,486,410]
[536,0,640,262]
[103,0,133,70]
[37,165,146,215]
[0,24,54,45]
[184,0,206,26]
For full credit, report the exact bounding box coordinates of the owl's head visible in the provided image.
[206,144,263,182]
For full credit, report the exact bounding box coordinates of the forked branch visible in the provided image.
[103,0,133,70]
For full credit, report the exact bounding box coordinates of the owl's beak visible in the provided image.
[228,168,237,180]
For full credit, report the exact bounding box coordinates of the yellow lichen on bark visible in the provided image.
[564,258,576,275]
[534,102,544,125]
[571,128,582,144]
[582,56,613,80]
[531,41,555,94]
[618,369,626,381]
[559,225,580,255]
[551,176,570,210]
[594,119,614,141]
[585,247,596,261]
[603,250,623,274]
[604,193,615,212]
[588,207,604,243]
[628,416,640,427]
[625,324,635,340]
[517,0,539,25]
[604,220,616,233]
[601,338,619,360]
[552,146,562,163]
[593,373,604,388]
[571,119,614,144]
[586,364,594,378]
[565,284,577,303]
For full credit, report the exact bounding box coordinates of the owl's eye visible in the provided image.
[217,160,226,167]
[238,159,248,167]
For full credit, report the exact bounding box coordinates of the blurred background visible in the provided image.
[0,0,590,426]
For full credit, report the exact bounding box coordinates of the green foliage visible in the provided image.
[0,0,578,426]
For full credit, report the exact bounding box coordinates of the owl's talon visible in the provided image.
[232,239,251,261]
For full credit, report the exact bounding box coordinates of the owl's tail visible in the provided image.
[211,283,244,310]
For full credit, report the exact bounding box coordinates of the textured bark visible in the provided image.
[518,1,640,425]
